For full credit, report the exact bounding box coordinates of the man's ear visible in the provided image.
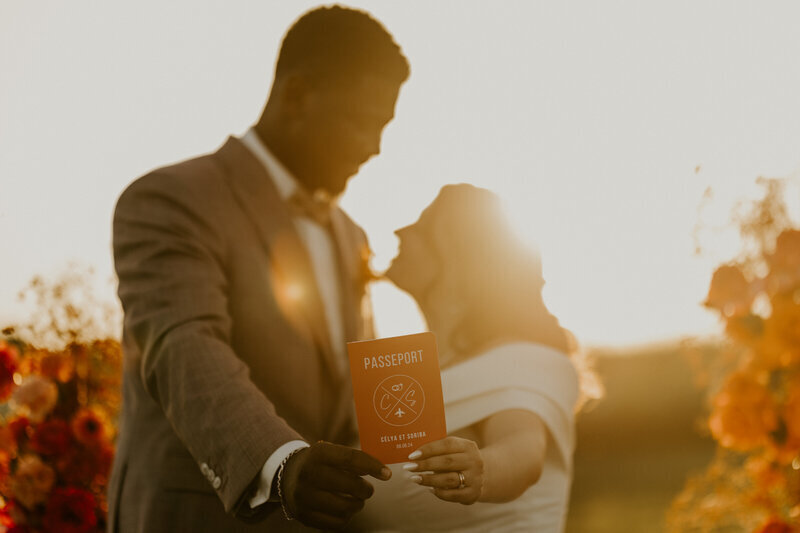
[280,72,313,118]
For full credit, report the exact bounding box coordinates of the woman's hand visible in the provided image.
[403,436,484,505]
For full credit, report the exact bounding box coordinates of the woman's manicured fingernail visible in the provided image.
[408,450,422,460]
[402,462,418,471]
[381,467,392,479]
[409,475,422,483]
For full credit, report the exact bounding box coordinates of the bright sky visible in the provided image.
[2,1,800,349]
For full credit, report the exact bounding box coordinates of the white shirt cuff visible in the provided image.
[248,440,309,508]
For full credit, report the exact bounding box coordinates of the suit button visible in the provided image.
[212,476,222,490]
[207,469,215,482]
[200,463,209,476]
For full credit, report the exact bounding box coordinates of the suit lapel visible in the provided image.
[214,137,343,380]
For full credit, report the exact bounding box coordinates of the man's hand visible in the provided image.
[280,441,391,530]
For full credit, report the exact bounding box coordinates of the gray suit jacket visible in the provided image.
[108,137,374,532]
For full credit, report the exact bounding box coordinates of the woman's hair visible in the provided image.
[425,184,570,359]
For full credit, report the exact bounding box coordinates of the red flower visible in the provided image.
[57,443,113,486]
[0,450,10,492]
[0,499,26,529]
[0,425,17,459]
[43,487,97,533]
[30,419,72,457]
[0,341,19,401]
[0,499,26,528]
[756,517,796,533]
[8,416,30,442]
[0,504,12,528]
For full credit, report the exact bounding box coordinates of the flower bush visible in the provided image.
[668,179,800,532]
[0,269,121,532]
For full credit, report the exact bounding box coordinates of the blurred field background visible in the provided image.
[567,341,719,532]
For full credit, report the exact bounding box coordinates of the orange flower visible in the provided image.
[778,373,800,457]
[70,407,110,447]
[751,342,795,372]
[724,313,764,346]
[745,456,786,491]
[709,372,778,451]
[11,376,58,423]
[705,264,754,317]
[8,454,56,510]
[762,293,800,360]
[39,351,74,383]
[765,229,800,294]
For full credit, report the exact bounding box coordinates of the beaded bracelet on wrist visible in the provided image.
[276,447,304,521]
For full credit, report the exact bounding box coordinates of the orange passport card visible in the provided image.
[347,332,447,464]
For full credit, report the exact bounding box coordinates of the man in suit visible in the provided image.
[108,6,409,531]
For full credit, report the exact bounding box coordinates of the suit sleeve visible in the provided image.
[113,172,304,517]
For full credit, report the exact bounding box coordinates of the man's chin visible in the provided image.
[319,174,352,198]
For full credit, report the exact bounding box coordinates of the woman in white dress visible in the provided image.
[349,184,587,532]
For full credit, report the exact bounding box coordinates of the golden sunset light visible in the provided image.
[2,2,800,532]
[5,2,799,348]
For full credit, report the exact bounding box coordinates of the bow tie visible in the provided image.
[288,189,333,227]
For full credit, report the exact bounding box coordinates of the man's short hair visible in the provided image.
[276,5,410,86]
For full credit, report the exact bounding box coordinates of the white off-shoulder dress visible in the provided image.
[348,342,579,533]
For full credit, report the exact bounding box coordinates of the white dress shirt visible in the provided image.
[240,128,348,507]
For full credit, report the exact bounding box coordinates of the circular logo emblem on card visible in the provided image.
[372,374,426,427]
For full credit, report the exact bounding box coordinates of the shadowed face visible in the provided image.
[297,74,400,196]
[385,204,441,300]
